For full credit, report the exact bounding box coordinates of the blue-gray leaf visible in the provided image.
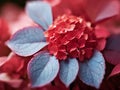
[26,1,53,30]
[59,58,79,87]
[28,52,59,87]
[78,50,105,89]
[6,27,47,56]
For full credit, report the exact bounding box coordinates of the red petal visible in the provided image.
[84,0,119,23]
[0,73,22,88]
[61,31,79,44]
[97,39,106,51]
[56,23,75,34]
[0,56,8,67]
[0,19,11,56]
[109,64,120,77]
[66,39,78,52]
[78,37,86,48]
[69,49,79,58]
[0,18,10,42]
[95,0,119,22]
[52,0,84,19]
[56,50,67,60]
[84,48,93,59]
[86,40,97,48]
[78,50,85,61]
[0,43,11,57]
[103,50,120,65]
[45,0,61,7]
[95,26,110,38]
[0,53,30,77]
[58,45,66,51]
[48,43,58,55]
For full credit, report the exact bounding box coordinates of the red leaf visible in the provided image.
[109,64,120,77]
[103,50,120,65]
[84,0,119,23]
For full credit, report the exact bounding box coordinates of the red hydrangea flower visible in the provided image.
[45,14,106,61]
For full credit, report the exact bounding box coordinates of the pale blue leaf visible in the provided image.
[6,27,47,56]
[28,52,59,87]
[78,50,105,89]
[26,1,53,30]
[59,58,79,87]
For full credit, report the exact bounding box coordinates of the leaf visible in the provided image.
[28,52,59,87]
[103,50,120,65]
[26,1,53,30]
[59,58,79,87]
[78,50,105,89]
[109,64,120,77]
[6,27,47,56]
[106,34,120,52]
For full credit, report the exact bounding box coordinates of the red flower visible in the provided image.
[0,18,11,56]
[0,19,10,42]
[0,53,31,89]
[45,15,107,61]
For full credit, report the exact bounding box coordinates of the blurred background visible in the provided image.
[0,0,120,90]
[0,0,26,8]
[0,0,34,35]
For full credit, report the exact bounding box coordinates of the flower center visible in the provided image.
[45,14,97,61]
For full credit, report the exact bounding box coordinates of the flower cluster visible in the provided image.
[1,0,120,90]
[45,15,98,61]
